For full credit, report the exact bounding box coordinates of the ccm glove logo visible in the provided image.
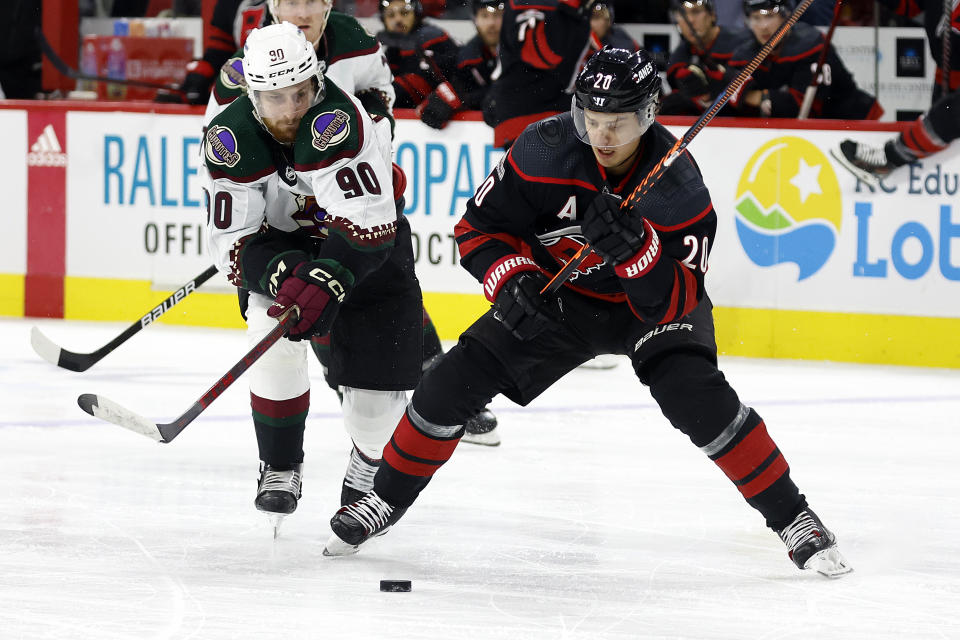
[306,266,346,302]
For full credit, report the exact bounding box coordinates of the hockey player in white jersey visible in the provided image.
[203,23,423,535]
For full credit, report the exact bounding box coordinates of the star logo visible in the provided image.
[789,158,822,204]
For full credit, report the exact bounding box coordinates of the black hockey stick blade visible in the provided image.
[77,307,299,443]
[541,0,817,294]
[31,265,219,372]
[36,27,187,95]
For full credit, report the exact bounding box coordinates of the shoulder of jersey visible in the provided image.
[416,23,452,45]
[778,22,823,59]
[645,123,708,206]
[457,35,484,63]
[715,27,751,54]
[293,80,366,168]
[325,11,380,62]
[213,48,248,103]
[204,96,275,181]
[508,114,584,182]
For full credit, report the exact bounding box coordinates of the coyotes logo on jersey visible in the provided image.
[290,195,329,239]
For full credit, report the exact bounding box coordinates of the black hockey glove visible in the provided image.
[483,255,561,341]
[557,0,597,19]
[676,65,709,98]
[417,82,461,129]
[265,259,353,341]
[581,192,648,265]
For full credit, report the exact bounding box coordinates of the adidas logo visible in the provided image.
[27,124,67,167]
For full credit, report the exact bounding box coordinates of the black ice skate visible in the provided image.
[777,507,852,578]
[831,139,897,189]
[341,445,380,506]
[462,408,501,446]
[323,491,407,556]
[255,463,302,538]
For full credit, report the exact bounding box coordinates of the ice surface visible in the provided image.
[2,317,959,639]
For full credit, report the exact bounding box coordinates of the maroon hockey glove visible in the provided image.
[417,82,462,130]
[267,261,352,341]
[483,255,561,341]
[581,192,649,265]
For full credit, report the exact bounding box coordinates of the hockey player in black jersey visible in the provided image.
[377,0,460,109]
[834,0,959,187]
[325,47,853,578]
[417,0,504,130]
[588,3,639,53]
[661,0,748,116]
[483,0,597,149]
[729,0,881,119]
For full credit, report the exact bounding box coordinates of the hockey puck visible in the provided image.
[379,579,412,592]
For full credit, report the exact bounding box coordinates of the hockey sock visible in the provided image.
[704,405,805,530]
[377,405,465,508]
[889,115,950,165]
[251,391,309,466]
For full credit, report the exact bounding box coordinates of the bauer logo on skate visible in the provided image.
[734,136,842,281]
[312,110,350,151]
[204,126,241,167]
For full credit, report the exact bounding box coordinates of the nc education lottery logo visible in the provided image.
[311,110,350,151]
[734,136,842,281]
[205,126,241,167]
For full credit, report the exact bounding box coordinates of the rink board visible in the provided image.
[0,102,958,367]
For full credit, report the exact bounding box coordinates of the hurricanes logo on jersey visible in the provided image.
[539,231,605,281]
[734,136,842,280]
[311,110,350,151]
[205,126,241,167]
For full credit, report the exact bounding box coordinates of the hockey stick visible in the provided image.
[943,0,953,95]
[542,0,816,294]
[36,27,188,96]
[77,306,299,443]
[798,0,843,119]
[31,265,219,372]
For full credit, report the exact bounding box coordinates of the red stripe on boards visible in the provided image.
[25,109,67,318]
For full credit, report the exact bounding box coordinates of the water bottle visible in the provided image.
[105,37,127,99]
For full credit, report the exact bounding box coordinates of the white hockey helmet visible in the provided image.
[243,22,322,91]
[267,0,333,45]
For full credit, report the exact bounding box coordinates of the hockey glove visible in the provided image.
[417,82,461,129]
[676,65,709,99]
[266,261,352,341]
[484,255,561,341]
[581,192,649,265]
[557,0,597,19]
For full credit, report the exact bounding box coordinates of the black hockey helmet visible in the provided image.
[742,0,792,16]
[380,0,423,20]
[472,0,504,13]
[572,47,661,147]
[592,2,614,21]
[670,0,715,13]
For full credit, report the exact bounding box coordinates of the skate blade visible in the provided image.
[266,513,286,539]
[323,532,360,556]
[829,148,879,191]
[804,546,853,578]
[461,428,501,447]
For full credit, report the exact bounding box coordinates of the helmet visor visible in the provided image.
[572,102,649,148]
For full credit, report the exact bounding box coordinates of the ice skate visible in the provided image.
[831,139,896,189]
[340,446,380,506]
[461,408,501,446]
[255,463,302,538]
[777,507,852,578]
[323,490,407,556]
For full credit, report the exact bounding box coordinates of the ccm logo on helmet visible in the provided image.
[269,68,292,78]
